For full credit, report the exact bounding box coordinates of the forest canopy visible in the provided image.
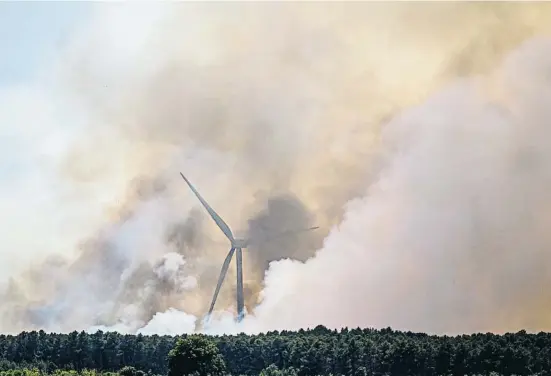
[0,327,548,376]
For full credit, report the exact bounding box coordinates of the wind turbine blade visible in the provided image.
[180,173,234,242]
[236,248,244,322]
[207,247,236,317]
[250,226,320,246]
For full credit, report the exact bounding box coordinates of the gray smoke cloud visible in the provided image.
[241,36,551,335]
[2,2,551,335]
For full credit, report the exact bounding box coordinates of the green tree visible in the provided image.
[259,364,282,376]
[167,335,225,376]
[119,366,145,376]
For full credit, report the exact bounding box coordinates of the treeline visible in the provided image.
[0,327,550,376]
[0,370,119,376]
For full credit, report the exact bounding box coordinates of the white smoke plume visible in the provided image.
[2,2,551,336]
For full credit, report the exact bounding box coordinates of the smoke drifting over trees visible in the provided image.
[3,2,551,335]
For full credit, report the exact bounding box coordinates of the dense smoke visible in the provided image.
[2,2,551,335]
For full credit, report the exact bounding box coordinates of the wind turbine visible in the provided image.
[180,172,319,322]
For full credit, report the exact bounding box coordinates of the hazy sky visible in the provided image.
[3,2,551,336]
[0,2,92,85]
[0,2,95,278]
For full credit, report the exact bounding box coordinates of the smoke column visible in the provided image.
[2,2,551,335]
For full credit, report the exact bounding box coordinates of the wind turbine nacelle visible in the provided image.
[232,238,250,248]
